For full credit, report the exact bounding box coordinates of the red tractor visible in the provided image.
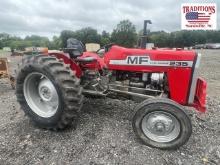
[16,38,207,149]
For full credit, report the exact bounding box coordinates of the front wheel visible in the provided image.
[132,98,192,150]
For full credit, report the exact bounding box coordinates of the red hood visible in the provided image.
[105,45,196,61]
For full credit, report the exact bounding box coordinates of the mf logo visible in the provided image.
[127,56,149,65]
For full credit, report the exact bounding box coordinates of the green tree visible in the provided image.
[102,30,110,38]
[24,35,50,49]
[60,30,75,47]
[60,28,101,47]
[100,30,110,46]
[74,27,101,44]
[149,31,170,47]
[49,36,62,50]
[0,33,10,49]
[111,20,137,47]
[10,40,32,50]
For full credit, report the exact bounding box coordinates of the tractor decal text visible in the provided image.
[109,56,193,67]
[127,56,149,65]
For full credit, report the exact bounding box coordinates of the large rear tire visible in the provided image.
[16,55,84,130]
[132,98,192,150]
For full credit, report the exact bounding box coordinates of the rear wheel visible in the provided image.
[132,98,192,149]
[16,55,84,130]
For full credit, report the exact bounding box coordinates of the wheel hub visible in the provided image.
[142,111,180,143]
[155,122,166,133]
[38,79,55,101]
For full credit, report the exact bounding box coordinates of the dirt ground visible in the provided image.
[0,50,220,165]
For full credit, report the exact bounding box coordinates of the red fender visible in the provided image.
[79,52,106,70]
[48,52,82,78]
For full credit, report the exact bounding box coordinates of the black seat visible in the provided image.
[75,56,97,63]
[64,38,85,58]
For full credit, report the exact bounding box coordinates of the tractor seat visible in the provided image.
[75,56,97,63]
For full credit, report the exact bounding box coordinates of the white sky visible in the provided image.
[0,0,219,38]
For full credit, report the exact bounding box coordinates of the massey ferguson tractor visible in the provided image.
[15,38,207,150]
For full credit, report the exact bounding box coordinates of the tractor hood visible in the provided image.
[104,46,196,69]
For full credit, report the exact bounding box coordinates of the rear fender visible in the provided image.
[48,52,82,78]
[80,52,106,70]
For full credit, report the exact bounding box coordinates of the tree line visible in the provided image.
[1,19,220,50]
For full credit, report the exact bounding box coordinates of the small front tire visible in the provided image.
[132,98,192,150]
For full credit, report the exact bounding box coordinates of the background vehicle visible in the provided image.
[16,38,207,150]
[0,58,15,89]
[205,43,220,49]
[193,43,220,49]
[192,44,205,49]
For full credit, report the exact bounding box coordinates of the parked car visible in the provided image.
[193,43,220,49]
[192,44,205,49]
[209,43,220,49]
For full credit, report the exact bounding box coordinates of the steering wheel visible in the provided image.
[96,43,115,54]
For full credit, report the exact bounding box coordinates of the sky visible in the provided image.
[0,0,219,39]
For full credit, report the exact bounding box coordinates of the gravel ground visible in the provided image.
[0,50,220,165]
